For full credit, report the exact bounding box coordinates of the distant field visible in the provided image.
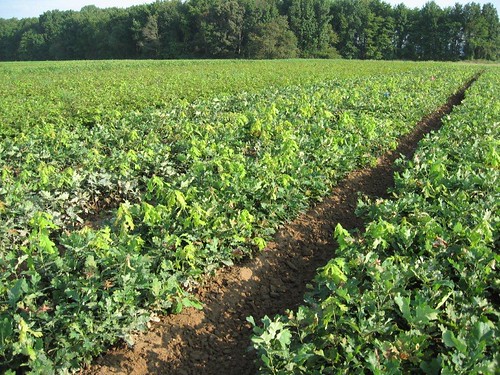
[0,60,490,373]
[0,59,474,132]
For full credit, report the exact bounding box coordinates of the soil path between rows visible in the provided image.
[84,76,476,375]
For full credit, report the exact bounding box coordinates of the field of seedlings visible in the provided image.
[0,60,495,373]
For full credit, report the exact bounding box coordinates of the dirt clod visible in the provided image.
[239,268,253,281]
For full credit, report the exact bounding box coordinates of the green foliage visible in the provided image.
[247,16,299,59]
[284,0,338,58]
[250,69,499,374]
[200,0,246,57]
[0,60,482,372]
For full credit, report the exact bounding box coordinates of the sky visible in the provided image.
[0,0,151,19]
[0,0,499,19]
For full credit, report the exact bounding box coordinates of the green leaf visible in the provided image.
[395,293,411,321]
[261,354,270,367]
[471,321,493,345]
[253,237,267,251]
[322,261,347,284]
[38,233,57,254]
[415,303,438,325]
[181,297,203,310]
[442,330,455,348]
[246,316,256,327]
[277,329,292,350]
[174,190,187,210]
[442,330,467,353]
[334,223,353,250]
[367,351,381,372]
[8,279,28,307]
[0,316,14,347]
[151,277,161,297]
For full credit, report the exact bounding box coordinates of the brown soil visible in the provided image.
[83,77,476,375]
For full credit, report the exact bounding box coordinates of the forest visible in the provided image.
[0,0,499,62]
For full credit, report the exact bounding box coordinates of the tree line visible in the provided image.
[0,0,498,61]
